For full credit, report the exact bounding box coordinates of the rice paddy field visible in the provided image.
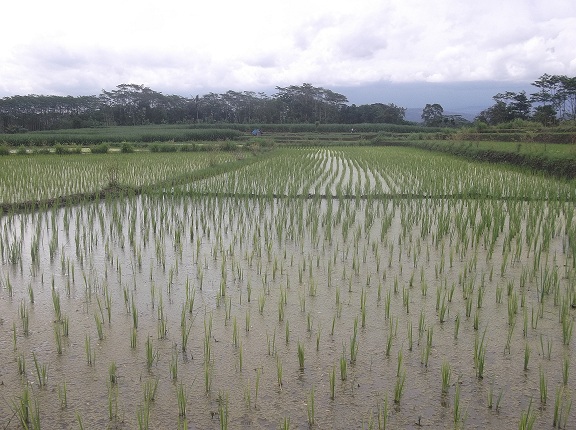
[1,146,575,429]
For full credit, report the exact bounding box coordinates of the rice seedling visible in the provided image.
[238,341,243,371]
[561,316,573,345]
[54,324,63,354]
[441,361,451,394]
[540,334,552,360]
[12,384,40,430]
[58,381,67,409]
[145,336,158,369]
[85,334,95,366]
[76,412,85,430]
[109,361,117,385]
[454,313,460,340]
[453,383,466,428]
[132,296,139,329]
[524,342,530,371]
[13,322,17,351]
[518,398,537,430]
[136,402,150,430]
[17,353,26,376]
[52,287,62,322]
[204,360,212,393]
[329,365,336,400]
[297,340,305,370]
[539,367,547,404]
[218,391,229,430]
[170,352,178,380]
[108,381,118,420]
[553,385,572,428]
[28,284,34,304]
[62,315,69,337]
[439,293,448,323]
[473,309,480,330]
[340,353,348,381]
[307,386,315,426]
[562,354,569,385]
[178,383,187,416]
[350,323,359,363]
[20,302,30,337]
[280,417,291,430]
[95,312,104,340]
[258,292,266,315]
[255,368,260,408]
[394,370,406,404]
[143,377,159,403]
[474,329,487,379]
[465,295,473,318]
[232,316,239,347]
[487,383,494,409]
[32,352,47,387]
[407,321,413,351]
[131,327,137,349]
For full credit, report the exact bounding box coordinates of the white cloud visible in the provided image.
[1,0,575,99]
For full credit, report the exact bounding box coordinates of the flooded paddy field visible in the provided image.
[1,147,575,429]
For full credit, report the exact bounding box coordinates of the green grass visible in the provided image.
[0,125,243,146]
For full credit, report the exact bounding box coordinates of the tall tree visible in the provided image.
[422,103,444,126]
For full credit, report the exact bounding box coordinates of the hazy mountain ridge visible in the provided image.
[404,107,484,123]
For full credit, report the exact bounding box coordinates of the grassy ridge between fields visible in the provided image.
[372,138,576,180]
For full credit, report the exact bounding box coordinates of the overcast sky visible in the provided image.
[1,0,575,109]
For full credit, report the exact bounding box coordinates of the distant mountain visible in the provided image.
[404,106,485,123]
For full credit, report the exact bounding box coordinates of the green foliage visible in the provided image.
[0,125,243,146]
[121,142,135,153]
[91,143,109,153]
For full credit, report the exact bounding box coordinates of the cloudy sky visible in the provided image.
[1,0,575,109]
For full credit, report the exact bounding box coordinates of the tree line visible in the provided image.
[476,74,576,126]
[0,83,407,133]
[419,74,576,127]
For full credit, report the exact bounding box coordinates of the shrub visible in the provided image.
[0,145,10,156]
[121,142,135,153]
[91,143,109,154]
[220,141,238,152]
[54,144,67,154]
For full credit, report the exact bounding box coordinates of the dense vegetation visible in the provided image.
[0,83,407,132]
[2,75,575,135]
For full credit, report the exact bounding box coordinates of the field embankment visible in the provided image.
[372,136,576,179]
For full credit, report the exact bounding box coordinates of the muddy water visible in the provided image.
[1,194,574,429]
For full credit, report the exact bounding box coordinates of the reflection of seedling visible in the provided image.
[276,356,283,387]
[297,341,305,370]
